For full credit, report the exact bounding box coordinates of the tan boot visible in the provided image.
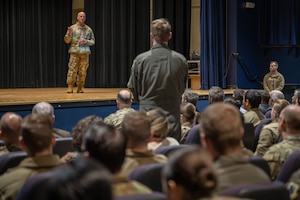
[67,85,73,93]
[77,86,84,93]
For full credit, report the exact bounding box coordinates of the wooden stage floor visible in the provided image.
[0,88,234,106]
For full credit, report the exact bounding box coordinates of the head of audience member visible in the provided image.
[200,103,244,159]
[147,108,169,143]
[32,102,55,125]
[180,102,200,125]
[0,112,22,148]
[121,111,151,151]
[269,90,285,106]
[116,89,133,109]
[81,122,126,174]
[271,99,290,122]
[232,89,245,104]
[150,18,172,45]
[208,86,224,104]
[182,89,199,108]
[292,89,300,105]
[20,113,55,156]
[243,89,261,110]
[40,157,112,200]
[224,97,241,110]
[259,90,270,105]
[71,115,103,151]
[162,146,217,200]
[269,60,279,74]
[279,105,300,139]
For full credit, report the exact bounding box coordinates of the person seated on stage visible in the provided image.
[147,108,179,150]
[0,112,22,156]
[32,102,70,138]
[263,105,300,180]
[81,121,152,196]
[162,145,240,200]
[104,89,135,130]
[0,113,62,200]
[179,102,200,144]
[263,60,285,92]
[243,89,265,128]
[208,86,225,104]
[61,115,103,162]
[200,103,270,192]
[254,99,290,157]
[121,111,168,177]
[258,90,272,115]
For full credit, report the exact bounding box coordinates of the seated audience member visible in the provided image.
[0,112,22,156]
[265,90,285,118]
[200,103,270,192]
[292,89,300,105]
[162,145,240,200]
[232,89,247,114]
[61,115,103,162]
[32,102,70,138]
[258,90,272,114]
[254,99,290,157]
[263,105,300,180]
[121,111,167,177]
[182,88,199,109]
[147,108,179,150]
[179,102,200,144]
[243,89,265,127]
[104,89,135,129]
[208,86,225,104]
[23,157,113,200]
[82,122,152,196]
[287,168,300,200]
[0,113,62,200]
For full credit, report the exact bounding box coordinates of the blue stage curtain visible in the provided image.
[200,0,226,90]
[259,0,300,46]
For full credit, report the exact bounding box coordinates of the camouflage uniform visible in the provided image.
[0,144,22,156]
[263,134,300,180]
[254,121,279,157]
[104,107,135,129]
[243,108,265,127]
[180,121,193,144]
[287,169,300,200]
[64,22,95,93]
[263,71,285,92]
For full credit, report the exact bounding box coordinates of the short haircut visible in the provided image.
[21,113,53,154]
[0,112,22,140]
[233,89,245,103]
[272,99,290,118]
[294,89,300,98]
[182,89,199,107]
[32,102,54,119]
[259,90,270,104]
[151,18,171,43]
[224,97,241,110]
[121,111,150,143]
[200,103,243,154]
[281,105,300,131]
[163,146,216,200]
[147,108,169,139]
[270,90,285,102]
[209,86,224,103]
[82,122,126,173]
[117,90,132,104]
[244,89,261,108]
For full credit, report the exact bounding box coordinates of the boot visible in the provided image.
[77,85,84,93]
[67,84,73,93]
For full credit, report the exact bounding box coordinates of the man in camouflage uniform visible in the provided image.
[64,11,95,93]
[104,89,135,129]
[263,105,300,180]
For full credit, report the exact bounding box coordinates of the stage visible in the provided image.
[0,87,234,132]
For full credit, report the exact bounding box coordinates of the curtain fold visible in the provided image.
[152,0,191,59]
[84,0,150,88]
[0,0,72,88]
[200,0,226,89]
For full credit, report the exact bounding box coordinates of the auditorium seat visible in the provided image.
[276,150,300,183]
[154,145,189,157]
[115,192,166,200]
[0,151,27,175]
[53,137,76,157]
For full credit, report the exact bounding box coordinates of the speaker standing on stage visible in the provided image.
[127,18,188,141]
[64,11,95,93]
[263,61,285,92]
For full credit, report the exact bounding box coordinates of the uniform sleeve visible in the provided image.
[86,28,95,46]
[277,73,285,91]
[64,31,72,44]
[254,127,273,157]
[263,74,270,92]
[263,149,282,180]
[127,60,139,103]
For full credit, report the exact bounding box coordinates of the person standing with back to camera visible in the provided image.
[127,18,188,141]
[64,11,95,93]
[263,61,285,92]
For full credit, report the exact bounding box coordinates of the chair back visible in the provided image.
[115,192,166,200]
[220,181,290,200]
[249,156,271,178]
[129,163,164,192]
[53,137,76,157]
[154,145,189,157]
[253,118,272,151]
[0,151,27,175]
[184,124,202,145]
[242,122,255,150]
[276,150,300,183]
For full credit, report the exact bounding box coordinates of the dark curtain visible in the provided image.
[0,0,72,88]
[84,0,150,88]
[152,0,191,59]
[259,0,300,46]
[200,0,226,89]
